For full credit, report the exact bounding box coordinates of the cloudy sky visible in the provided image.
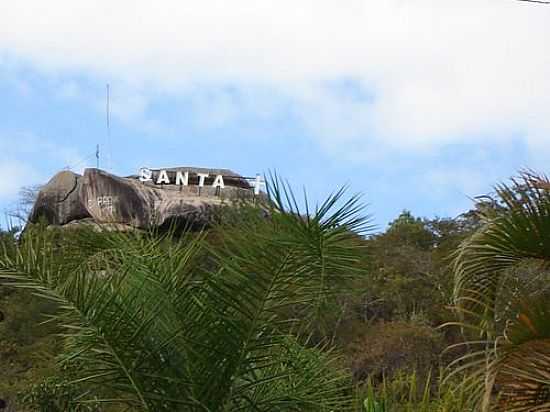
[1,0,549,229]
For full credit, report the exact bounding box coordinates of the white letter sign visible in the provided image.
[157,170,170,184]
[137,167,263,195]
[139,167,152,182]
[176,171,189,186]
[197,173,209,187]
[253,174,264,195]
[212,174,225,189]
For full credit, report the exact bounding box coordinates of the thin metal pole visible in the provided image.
[106,83,110,170]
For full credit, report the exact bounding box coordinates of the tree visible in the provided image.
[450,171,550,411]
[361,211,472,324]
[385,210,434,250]
[6,184,41,227]
[0,177,369,411]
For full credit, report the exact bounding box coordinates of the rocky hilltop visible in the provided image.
[29,167,260,230]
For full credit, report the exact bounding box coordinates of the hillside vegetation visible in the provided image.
[1,172,550,411]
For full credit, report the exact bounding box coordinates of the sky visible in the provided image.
[1,0,549,231]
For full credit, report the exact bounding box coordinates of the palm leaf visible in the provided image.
[450,171,550,411]
[1,175,368,411]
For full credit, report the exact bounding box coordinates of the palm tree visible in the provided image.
[0,177,369,411]
[450,171,550,411]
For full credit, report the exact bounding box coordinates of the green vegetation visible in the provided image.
[449,172,550,411]
[1,180,366,411]
[1,172,550,410]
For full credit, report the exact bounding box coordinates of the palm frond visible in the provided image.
[1,175,368,411]
[450,171,550,411]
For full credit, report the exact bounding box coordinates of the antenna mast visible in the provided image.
[106,83,111,171]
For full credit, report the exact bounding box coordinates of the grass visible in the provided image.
[0,287,61,411]
[355,369,476,412]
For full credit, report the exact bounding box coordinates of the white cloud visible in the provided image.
[424,168,492,198]
[1,0,550,157]
[0,161,39,199]
[0,133,89,172]
[0,132,89,202]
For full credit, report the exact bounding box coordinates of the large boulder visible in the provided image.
[29,170,89,225]
[29,167,259,230]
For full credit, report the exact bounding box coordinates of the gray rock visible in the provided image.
[29,167,260,230]
[29,170,89,225]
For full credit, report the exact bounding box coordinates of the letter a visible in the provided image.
[212,175,225,189]
[157,170,170,184]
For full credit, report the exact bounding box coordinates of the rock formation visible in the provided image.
[29,167,259,230]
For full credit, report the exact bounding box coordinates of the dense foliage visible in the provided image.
[450,172,550,411]
[1,180,368,411]
[2,171,550,411]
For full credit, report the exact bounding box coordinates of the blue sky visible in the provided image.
[1,1,549,230]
